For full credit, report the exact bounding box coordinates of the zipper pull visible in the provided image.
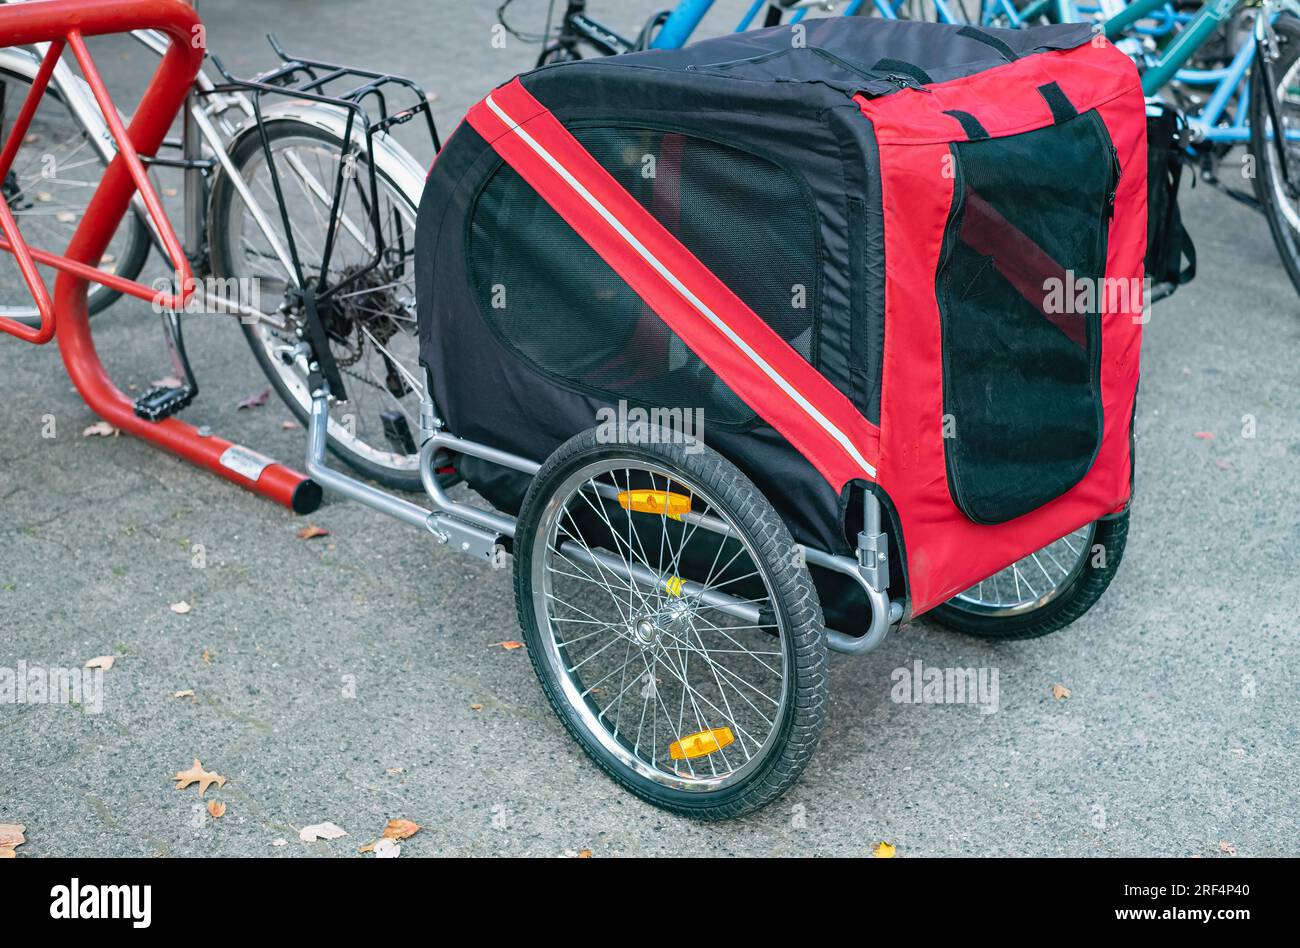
[885,74,933,94]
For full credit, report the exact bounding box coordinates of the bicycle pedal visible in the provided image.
[133,385,196,422]
[381,410,416,455]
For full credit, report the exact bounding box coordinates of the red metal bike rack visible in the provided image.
[0,0,320,513]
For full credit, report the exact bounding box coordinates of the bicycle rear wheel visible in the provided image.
[208,117,429,490]
[1250,16,1300,300]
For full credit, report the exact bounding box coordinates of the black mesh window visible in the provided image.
[468,126,819,427]
[937,112,1117,524]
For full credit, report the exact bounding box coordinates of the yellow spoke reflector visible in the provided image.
[617,488,691,521]
[669,727,735,760]
[664,575,684,597]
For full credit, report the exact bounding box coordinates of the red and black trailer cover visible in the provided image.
[415,17,1146,623]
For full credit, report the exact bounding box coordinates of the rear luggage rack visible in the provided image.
[206,36,441,408]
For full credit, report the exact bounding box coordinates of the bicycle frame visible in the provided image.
[1103,0,1300,144]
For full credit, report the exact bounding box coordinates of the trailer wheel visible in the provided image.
[929,513,1129,640]
[513,428,828,820]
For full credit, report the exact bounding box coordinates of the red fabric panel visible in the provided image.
[860,46,1146,615]
[857,41,1142,144]
[467,78,881,489]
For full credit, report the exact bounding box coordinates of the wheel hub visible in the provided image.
[633,617,658,647]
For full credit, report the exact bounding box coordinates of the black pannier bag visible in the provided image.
[416,18,1148,620]
[1145,102,1196,297]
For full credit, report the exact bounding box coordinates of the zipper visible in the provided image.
[1106,143,1122,219]
[1085,109,1122,220]
[934,146,985,523]
[883,73,933,94]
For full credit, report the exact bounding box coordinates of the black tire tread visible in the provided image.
[1250,17,1300,299]
[513,429,828,820]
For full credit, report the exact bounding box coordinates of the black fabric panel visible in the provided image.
[1037,80,1079,123]
[956,25,1020,62]
[415,119,855,560]
[847,197,883,426]
[587,17,1093,92]
[467,126,819,429]
[848,198,868,412]
[944,109,991,141]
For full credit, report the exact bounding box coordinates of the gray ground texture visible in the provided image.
[0,0,1296,857]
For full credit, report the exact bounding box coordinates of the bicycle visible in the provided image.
[0,7,440,490]
[1099,0,1300,297]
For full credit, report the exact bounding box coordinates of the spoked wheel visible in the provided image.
[0,64,151,321]
[1250,16,1300,300]
[208,119,431,491]
[513,429,828,820]
[928,512,1129,639]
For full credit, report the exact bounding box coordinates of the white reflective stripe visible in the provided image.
[484,93,877,480]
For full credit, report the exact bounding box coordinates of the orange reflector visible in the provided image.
[669,727,734,760]
[617,489,691,521]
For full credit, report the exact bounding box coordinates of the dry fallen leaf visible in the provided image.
[299,822,347,843]
[162,187,179,198]
[494,641,524,651]
[201,648,213,665]
[296,524,330,540]
[174,758,226,796]
[35,191,52,202]
[577,848,593,858]
[470,703,484,712]
[169,601,192,615]
[82,420,118,438]
[207,801,226,819]
[56,211,76,224]
[84,655,115,671]
[872,841,897,858]
[271,838,288,847]
[385,767,404,776]
[1052,683,1072,700]
[0,848,15,858]
[237,388,271,410]
[171,689,195,699]
[281,420,301,430]
[383,818,420,841]
[1219,840,1238,856]
[372,838,401,858]
[0,824,25,852]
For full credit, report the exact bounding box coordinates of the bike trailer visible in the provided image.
[415,17,1147,624]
